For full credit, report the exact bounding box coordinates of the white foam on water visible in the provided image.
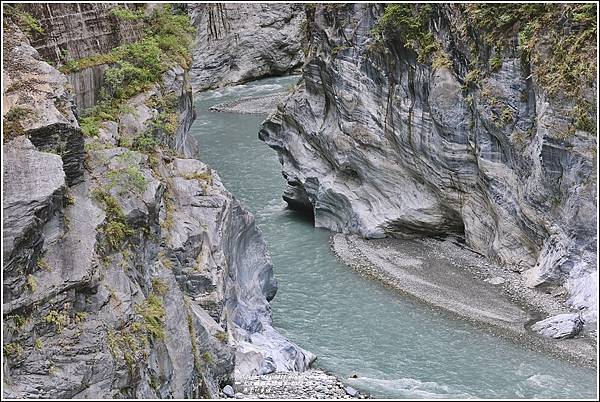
[352,376,474,399]
[526,374,558,388]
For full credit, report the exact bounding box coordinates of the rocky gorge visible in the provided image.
[2,2,598,400]
[259,3,598,343]
[2,4,313,398]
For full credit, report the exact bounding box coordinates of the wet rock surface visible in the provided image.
[188,3,304,91]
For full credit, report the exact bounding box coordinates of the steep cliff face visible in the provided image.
[188,3,305,91]
[3,5,311,399]
[260,4,597,323]
[16,3,146,113]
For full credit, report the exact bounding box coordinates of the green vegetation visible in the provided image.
[36,257,51,271]
[91,188,134,250]
[64,192,75,206]
[465,3,597,98]
[2,106,32,142]
[63,5,195,143]
[150,111,179,136]
[107,328,148,370]
[34,338,43,351]
[331,45,350,58]
[111,6,146,21]
[107,165,147,194]
[45,310,69,334]
[75,312,87,323]
[372,4,436,62]
[183,171,213,184]
[80,116,100,137]
[60,53,119,75]
[3,342,23,358]
[26,274,37,292]
[489,56,502,72]
[106,279,168,370]
[572,100,595,134]
[132,132,158,152]
[158,251,174,269]
[10,314,28,329]
[134,293,166,340]
[151,278,169,297]
[187,313,202,371]
[215,331,228,343]
[369,4,595,101]
[78,100,135,138]
[5,5,44,37]
[201,351,214,364]
[500,107,515,126]
[432,50,452,70]
[464,69,481,88]
[134,279,168,340]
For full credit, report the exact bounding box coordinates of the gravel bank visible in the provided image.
[332,234,597,368]
[209,94,287,114]
[221,369,367,399]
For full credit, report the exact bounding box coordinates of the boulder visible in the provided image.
[531,313,584,339]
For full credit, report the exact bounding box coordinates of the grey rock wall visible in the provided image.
[188,3,305,91]
[3,8,312,399]
[259,4,597,323]
[18,3,147,115]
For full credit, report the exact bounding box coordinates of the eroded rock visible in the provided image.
[188,3,304,91]
[531,314,584,339]
[259,3,597,323]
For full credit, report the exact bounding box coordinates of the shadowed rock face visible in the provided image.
[3,8,312,399]
[259,4,597,322]
[188,3,305,91]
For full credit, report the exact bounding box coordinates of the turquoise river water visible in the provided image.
[190,76,597,399]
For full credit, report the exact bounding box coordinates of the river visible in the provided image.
[189,76,597,399]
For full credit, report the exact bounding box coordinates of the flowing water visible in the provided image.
[190,76,597,399]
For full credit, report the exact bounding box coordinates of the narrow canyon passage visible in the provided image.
[190,76,596,399]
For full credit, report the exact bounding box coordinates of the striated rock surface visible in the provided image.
[19,3,145,65]
[16,3,146,113]
[259,4,597,324]
[3,7,312,399]
[188,3,305,91]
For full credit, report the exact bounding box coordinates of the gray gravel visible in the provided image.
[209,94,287,114]
[331,234,597,368]
[224,369,367,399]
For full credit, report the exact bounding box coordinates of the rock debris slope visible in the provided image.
[2,4,312,399]
[259,4,597,327]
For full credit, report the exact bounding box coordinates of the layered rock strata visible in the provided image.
[3,7,312,399]
[188,3,305,91]
[259,4,597,326]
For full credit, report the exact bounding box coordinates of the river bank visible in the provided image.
[209,94,287,114]
[190,75,597,399]
[331,234,597,368]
